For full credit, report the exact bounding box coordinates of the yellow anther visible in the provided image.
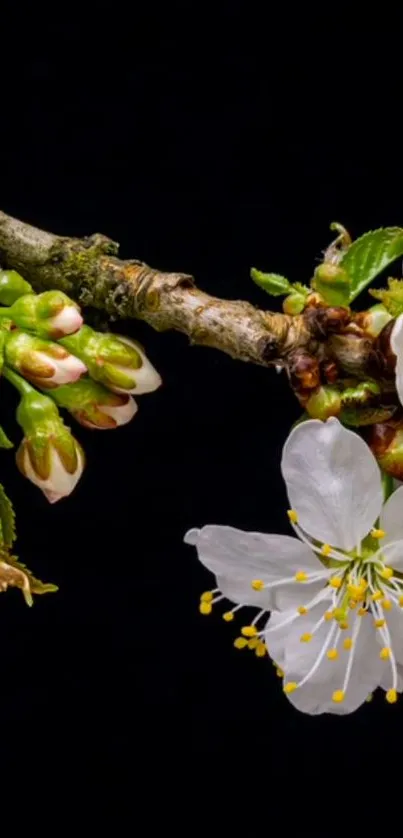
[358,607,368,616]
[332,690,345,703]
[371,590,383,602]
[222,611,234,622]
[276,667,284,678]
[233,637,248,650]
[295,571,308,582]
[255,643,267,658]
[380,647,391,660]
[199,601,212,615]
[247,637,259,650]
[327,648,339,660]
[371,528,386,539]
[380,566,394,580]
[329,577,342,589]
[297,606,308,615]
[284,682,297,694]
[300,633,313,643]
[241,625,258,638]
[400,596,403,607]
[348,584,362,599]
[366,694,373,703]
[359,578,368,591]
[333,607,344,620]
[349,600,357,609]
[386,688,398,704]
[251,579,265,591]
[343,638,353,650]
[339,620,349,630]
[375,618,385,628]
[382,599,392,611]
[321,543,332,556]
[287,509,298,524]
[200,591,214,603]
[324,610,334,621]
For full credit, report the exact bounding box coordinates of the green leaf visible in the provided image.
[369,278,403,317]
[0,484,16,548]
[250,269,291,296]
[340,227,403,302]
[0,426,13,449]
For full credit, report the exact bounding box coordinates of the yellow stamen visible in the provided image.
[297,605,308,615]
[382,599,392,611]
[295,571,308,582]
[332,690,345,703]
[200,591,214,602]
[348,584,362,599]
[222,611,234,622]
[255,643,267,657]
[300,632,312,643]
[371,528,386,539]
[359,578,368,592]
[386,688,398,704]
[366,694,373,702]
[371,590,383,602]
[327,648,338,660]
[324,610,334,621]
[400,596,403,607]
[287,509,298,524]
[321,543,332,556]
[358,607,368,616]
[380,566,393,580]
[380,647,391,660]
[276,667,284,678]
[199,601,212,615]
[233,637,248,650]
[375,618,385,628]
[333,607,344,620]
[339,620,349,630]
[247,637,259,650]
[343,638,353,650]
[329,577,342,589]
[349,600,357,609]
[251,579,265,591]
[284,682,297,694]
[241,625,258,638]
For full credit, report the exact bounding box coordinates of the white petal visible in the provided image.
[282,613,382,715]
[99,396,138,426]
[35,351,87,385]
[112,336,162,394]
[380,486,403,553]
[48,306,83,336]
[23,443,84,503]
[378,606,403,666]
[215,573,325,612]
[281,417,383,551]
[184,525,323,603]
[390,314,403,407]
[265,589,333,673]
[379,663,403,693]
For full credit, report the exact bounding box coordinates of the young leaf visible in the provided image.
[0,551,58,606]
[369,278,403,317]
[250,268,291,296]
[340,227,403,302]
[0,426,13,449]
[0,483,16,548]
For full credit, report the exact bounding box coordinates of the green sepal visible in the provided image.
[0,427,14,449]
[0,270,33,305]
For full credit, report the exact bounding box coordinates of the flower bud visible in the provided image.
[282,292,306,315]
[61,326,162,394]
[15,391,84,503]
[0,270,33,305]
[5,330,87,388]
[305,386,342,420]
[367,419,403,480]
[312,263,351,307]
[49,378,138,429]
[7,291,83,339]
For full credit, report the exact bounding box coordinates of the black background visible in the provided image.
[1,3,403,805]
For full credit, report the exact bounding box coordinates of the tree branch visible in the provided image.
[0,210,380,379]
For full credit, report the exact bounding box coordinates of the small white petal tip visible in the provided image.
[184,528,200,545]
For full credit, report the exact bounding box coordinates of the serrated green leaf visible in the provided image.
[250,268,291,296]
[369,278,403,317]
[0,426,13,449]
[340,227,403,302]
[291,282,310,297]
[0,484,16,548]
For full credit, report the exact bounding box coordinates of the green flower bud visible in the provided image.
[368,420,403,480]
[49,378,138,429]
[305,386,342,420]
[312,263,351,307]
[61,327,162,394]
[282,292,306,315]
[0,270,33,305]
[5,330,87,388]
[15,390,84,503]
[6,291,83,339]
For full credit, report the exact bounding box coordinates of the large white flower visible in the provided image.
[184,417,403,715]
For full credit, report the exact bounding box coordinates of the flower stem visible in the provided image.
[3,366,35,397]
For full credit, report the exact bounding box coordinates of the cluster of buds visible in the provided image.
[0,268,162,503]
